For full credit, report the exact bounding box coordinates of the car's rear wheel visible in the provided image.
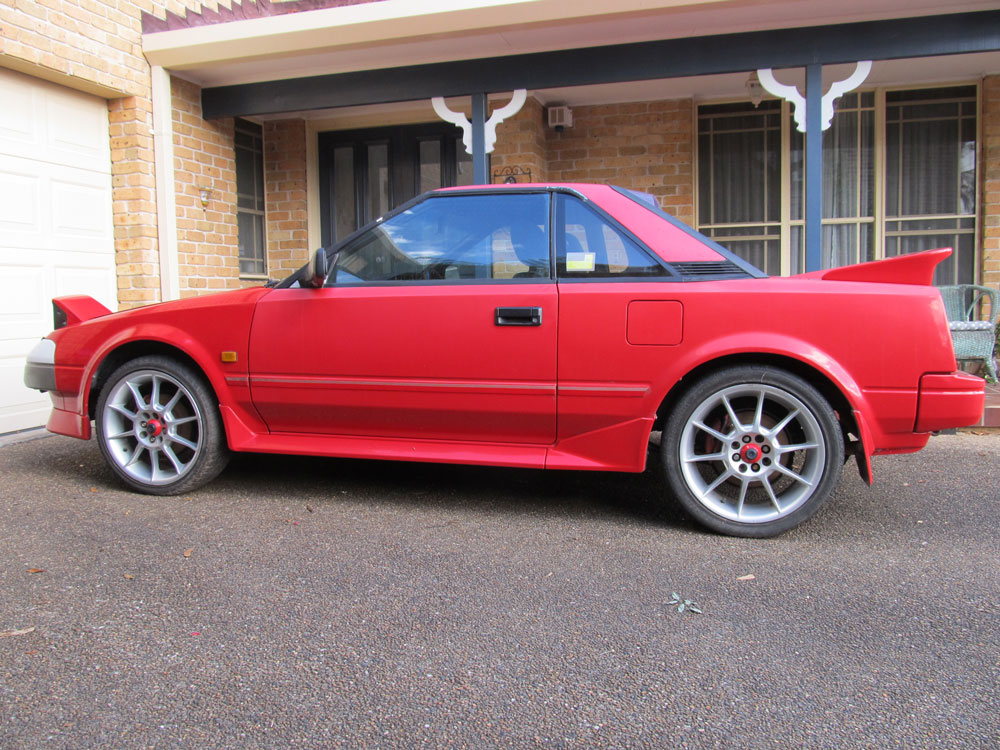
[662,366,844,537]
[96,355,229,495]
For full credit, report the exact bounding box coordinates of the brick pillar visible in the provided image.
[264,119,310,278]
[491,96,548,184]
[109,96,159,310]
[983,75,1000,290]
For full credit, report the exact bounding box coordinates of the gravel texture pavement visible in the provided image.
[1,431,998,749]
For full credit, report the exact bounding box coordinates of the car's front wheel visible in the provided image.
[662,366,844,537]
[95,355,229,495]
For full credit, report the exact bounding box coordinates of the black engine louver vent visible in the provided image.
[671,261,751,280]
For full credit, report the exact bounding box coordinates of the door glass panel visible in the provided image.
[366,143,390,222]
[418,139,442,193]
[696,101,781,271]
[333,146,356,242]
[333,194,549,283]
[322,126,491,244]
[557,195,667,278]
[884,86,977,284]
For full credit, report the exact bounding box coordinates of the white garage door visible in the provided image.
[0,68,117,434]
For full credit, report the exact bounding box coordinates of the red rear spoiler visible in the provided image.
[798,248,951,285]
[53,295,112,329]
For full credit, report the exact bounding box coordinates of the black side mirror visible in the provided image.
[301,248,338,288]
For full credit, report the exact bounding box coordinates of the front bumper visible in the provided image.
[915,371,985,433]
[23,338,56,392]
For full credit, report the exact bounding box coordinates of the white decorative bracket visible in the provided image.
[757,61,872,133]
[432,89,527,154]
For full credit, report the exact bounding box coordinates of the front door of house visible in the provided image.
[318,123,478,246]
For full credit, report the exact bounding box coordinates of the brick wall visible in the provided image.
[171,76,240,297]
[264,119,310,279]
[545,100,694,226]
[0,0,155,97]
[109,96,159,307]
[491,97,694,224]
[983,75,1000,291]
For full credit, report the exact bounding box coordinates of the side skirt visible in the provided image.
[219,405,652,473]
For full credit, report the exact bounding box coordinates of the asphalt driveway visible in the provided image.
[2,431,998,748]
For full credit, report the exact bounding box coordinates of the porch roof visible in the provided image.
[191,8,1000,119]
[139,1,1000,118]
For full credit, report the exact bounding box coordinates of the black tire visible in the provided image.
[95,355,230,495]
[662,366,844,537]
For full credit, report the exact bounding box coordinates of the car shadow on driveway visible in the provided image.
[215,442,699,531]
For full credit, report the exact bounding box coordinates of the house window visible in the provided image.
[697,85,977,284]
[235,119,266,276]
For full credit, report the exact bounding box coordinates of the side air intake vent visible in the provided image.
[671,261,753,280]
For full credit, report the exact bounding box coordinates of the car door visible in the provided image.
[248,191,557,444]
[552,192,677,453]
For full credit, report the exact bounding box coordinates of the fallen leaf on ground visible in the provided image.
[90,487,97,493]
[306,505,313,513]
[667,592,703,614]
[27,568,46,574]
[0,626,35,638]
[736,574,756,581]
[183,548,193,558]
[123,573,135,580]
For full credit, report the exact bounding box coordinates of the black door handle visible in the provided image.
[495,306,543,326]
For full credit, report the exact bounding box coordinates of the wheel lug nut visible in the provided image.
[140,431,147,438]
[140,421,147,427]
[751,463,760,472]
[763,458,771,466]
[742,435,751,443]
[738,464,747,473]
[731,442,740,450]
[732,453,741,462]
[755,435,764,443]
[762,445,770,454]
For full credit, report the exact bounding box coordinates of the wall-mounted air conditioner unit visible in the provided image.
[547,106,573,130]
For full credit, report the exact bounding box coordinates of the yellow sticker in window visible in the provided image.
[566,252,596,272]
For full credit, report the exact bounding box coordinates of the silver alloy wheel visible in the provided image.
[678,383,826,523]
[100,369,204,486]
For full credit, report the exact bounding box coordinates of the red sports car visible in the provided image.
[23,184,984,537]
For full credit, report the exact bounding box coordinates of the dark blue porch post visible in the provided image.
[471,92,488,185]
[804,63,823,272]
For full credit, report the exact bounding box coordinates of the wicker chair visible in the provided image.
[938,284,999,382]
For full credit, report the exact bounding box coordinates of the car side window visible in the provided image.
[331,193,550,284]
[556,194,668,278]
